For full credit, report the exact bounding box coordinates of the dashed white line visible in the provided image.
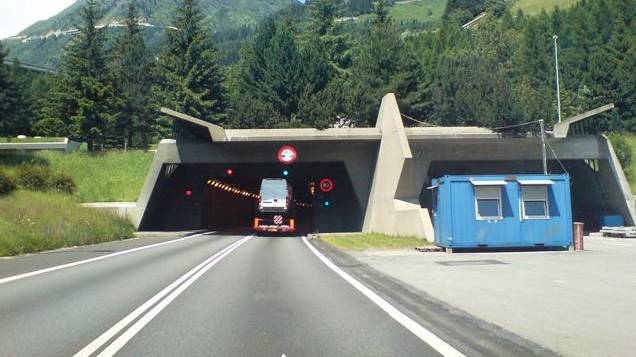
[302,236,466,357]
[75,235,253,357]
[0,232,212,285]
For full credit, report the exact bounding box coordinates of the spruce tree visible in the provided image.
[348,0,424,126]
[231,18,304,126]
[38,0,113,150]
[111,2,153,149]
[158,0,226,125]
[306,0,351,72]
[0,42,22,137]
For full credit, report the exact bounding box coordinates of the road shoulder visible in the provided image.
[310,238,558,357]
[0,231,208,279]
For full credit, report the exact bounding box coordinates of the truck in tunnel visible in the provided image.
[254,178,296,233]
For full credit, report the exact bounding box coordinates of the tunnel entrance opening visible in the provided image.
[139,162,363,234]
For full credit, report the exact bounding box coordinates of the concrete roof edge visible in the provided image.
[223,127,382,141]
[160,108,227,142]
[553,103,615,138]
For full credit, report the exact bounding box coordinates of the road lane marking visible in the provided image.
[73,236,248,357]
[302,237,465,357]
[0,232,213,285]
[75,235,253,357]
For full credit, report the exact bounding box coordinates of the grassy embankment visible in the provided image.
[0,150,153,256]
[321,233,429,251]
[625,135,636,192]
[512,0,579,15]
[0,191,134,256]
[0,150,154,202]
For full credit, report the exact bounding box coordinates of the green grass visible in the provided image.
[512,0,579,16]
[321,233,429,251]
[625,135,636,192]
[0,191,134,256]
[390,0,447,24]
[354,0,447,25]
[0,150,154,202]
[0,137,65,143]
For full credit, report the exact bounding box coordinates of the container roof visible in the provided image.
[470,179,508,186]
[518,179,555,185]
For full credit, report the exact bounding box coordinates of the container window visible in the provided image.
[475,186,502,220]
[522,185,549,219]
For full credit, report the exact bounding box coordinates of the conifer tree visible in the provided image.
[306,0,351,72]
[348,0,423,126]
[37,0,113,150]
[231,18,304,126]
[158,0,226,124]
[111,2,153,149]
[0,42,22,137]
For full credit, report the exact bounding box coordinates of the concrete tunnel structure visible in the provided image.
[132,93,636,241]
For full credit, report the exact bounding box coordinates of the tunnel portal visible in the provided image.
[139,162,363,234]
[134,95,636,240]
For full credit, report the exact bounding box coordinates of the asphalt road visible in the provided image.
[0,233,551,357]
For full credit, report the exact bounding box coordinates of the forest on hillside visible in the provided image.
[0,0,634,151]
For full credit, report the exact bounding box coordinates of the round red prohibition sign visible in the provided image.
[277,145,297,164]
[319,178,334,193]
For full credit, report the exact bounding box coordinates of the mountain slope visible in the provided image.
[3,0,294,68]
[21,0,293,35]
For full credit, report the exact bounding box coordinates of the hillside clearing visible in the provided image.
[512,0,579,15]
[391,0,447,23]
[346,0,447,26]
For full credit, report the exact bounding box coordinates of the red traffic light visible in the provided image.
[225,168,234,176]
[185,189,193,197]
[319,178,334,193]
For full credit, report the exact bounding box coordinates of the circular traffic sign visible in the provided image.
[277,145,297,165]
[319,178,334,193]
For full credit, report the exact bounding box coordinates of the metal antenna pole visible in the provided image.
[540,119,548,174]
[553,35,562,123]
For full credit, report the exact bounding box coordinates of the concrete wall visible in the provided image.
[598,134,635,225]
[0,138,80,152]
[363,94,434,241]
[82,202,137,222]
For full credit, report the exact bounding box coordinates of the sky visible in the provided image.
[0,0,76,39]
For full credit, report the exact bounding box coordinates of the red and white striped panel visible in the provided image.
[273,215,283,225]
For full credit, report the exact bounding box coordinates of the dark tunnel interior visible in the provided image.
[139,162,363,234]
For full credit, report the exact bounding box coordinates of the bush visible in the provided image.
[16,164,53,191]
[51,173,76,194]
[609,133,633,171]
[0,171,16,195]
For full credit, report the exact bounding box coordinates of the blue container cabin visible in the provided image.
[431,174,573,250]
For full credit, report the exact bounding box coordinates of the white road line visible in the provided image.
[0,232,213,285]
[302,237,465,357]
[75,235,253,357]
